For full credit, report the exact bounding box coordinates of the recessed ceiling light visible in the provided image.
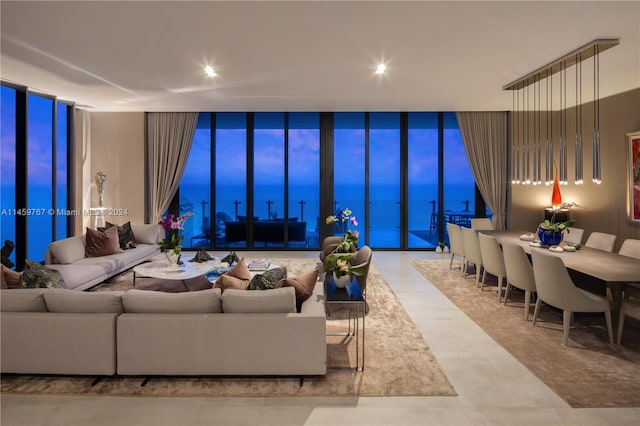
[204,65,217,77]
[375,64,387,74]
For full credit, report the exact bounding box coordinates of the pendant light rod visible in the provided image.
[503,38,618,91]
[575,52,584,184]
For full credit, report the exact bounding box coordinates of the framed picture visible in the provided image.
[628,130,640,225]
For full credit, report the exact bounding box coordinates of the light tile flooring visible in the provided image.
[2,251,639,426]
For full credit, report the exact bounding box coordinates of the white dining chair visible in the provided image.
[531,250,614,346]
[584,232,617,252]
[563,227,584,245]
[617,296,640,345]
[471,218,494,231]
[478,233,507,300]
[618,238,640,259]
[446,222,466,275]
[502,241,537,320]
[461,227,483,287]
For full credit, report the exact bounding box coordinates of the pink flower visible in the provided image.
[350,216,358,226]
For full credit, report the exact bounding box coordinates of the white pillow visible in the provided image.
[48,235,86,264]
[131,224,161,244]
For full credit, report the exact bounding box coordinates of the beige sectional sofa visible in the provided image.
[1,283,327,378]
[45,224,163,291]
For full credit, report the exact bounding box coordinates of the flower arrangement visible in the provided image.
[322,208,364,279]
[158,211,195,255]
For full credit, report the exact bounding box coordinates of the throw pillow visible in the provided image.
[1,265,22,289]
[85,226,121,257]
[19,260,67,289]
[276,268,318,310]
[99,221,137,250]
[214,258,252,292]
[248,267,287,290]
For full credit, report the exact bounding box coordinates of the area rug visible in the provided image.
[1,259,456,398]
[410,258,640,408]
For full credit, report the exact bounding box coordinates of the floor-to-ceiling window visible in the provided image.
[171,111,485,251]
[0,83,73,268]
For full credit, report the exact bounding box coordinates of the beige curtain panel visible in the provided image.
[147,112,199,223]
[456,112,508,230]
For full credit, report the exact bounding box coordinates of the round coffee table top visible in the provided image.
[133,257,220,281]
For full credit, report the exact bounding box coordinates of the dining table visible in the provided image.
[481,230,640,314]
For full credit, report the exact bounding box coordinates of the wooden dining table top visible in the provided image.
[481,230,640,284]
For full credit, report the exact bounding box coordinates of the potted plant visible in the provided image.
[537,207,576,246]
[158,211,195,264]
[322,250,367,288]
[322,208,364,287]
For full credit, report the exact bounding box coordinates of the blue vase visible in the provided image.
[537,226,563,246]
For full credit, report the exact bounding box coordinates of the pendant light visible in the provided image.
[511,88,517,184]
[559,61,568,185]
[545,69,553,185]
[575,53,584,184]
[535,74,542,184]
[515,86,521,184]
[524,83,531,184]
[593,45,602,184]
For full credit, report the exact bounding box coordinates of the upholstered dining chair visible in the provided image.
[563,227,585,245]
[502,241,537,320]
[471,218,494,231]
[349,245,372,299]
[446,222,466,275]
[531,250,614,346]
[461,227,483,287]
[616,238,640,343]
[584,232,617,252]
[478,233,507,300]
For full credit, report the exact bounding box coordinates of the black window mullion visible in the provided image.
[15,90,27,270]
[246,112,254,248]
[209,112,216,249]
[400,112,409,249]
[284,112,290,247]
[437,112,445,246]
[67,105,75,237]
[319,112,334,242]
[51,101,57,241]
[364,112,370,247]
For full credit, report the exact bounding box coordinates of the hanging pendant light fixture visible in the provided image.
[545,69,553,185]
[534,74,542,185]
[559,61,568,185]
[575,53,584,184]
[515,85,521,184]
[524,83,531,184]
[511,88,517,184]
[593,44,602,184]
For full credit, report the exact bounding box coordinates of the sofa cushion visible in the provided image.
[222,287,296,313]
[0,289,48,312]
[99,221,137,250]
[122,288,222,313]
[45,264,107,291]
[1,265,22,289]
[131,224,161,244]
[214,258,252,292]
[85,226,122,257]
[276,268,319,310]
[44,290,125,313]
[48,235,86,264]
[19,260,67,289]
[248,267,287,290]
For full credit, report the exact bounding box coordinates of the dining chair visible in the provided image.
[584,232,617,252]
[617,293,640,345]
[349,245,373,302]
[502,241,537,320]
[446,222,466,275]
[563,227,585,245]
[618,238,640,259]
[471,218,494,231]
[461,227,483,287]
[478,233,507,300]
[531,250,613,346]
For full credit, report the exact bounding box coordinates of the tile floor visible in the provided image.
[2,251,638,426]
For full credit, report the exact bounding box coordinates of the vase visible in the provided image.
[537,226,564,246]
[165,250,180,265]
[333,272,351,288]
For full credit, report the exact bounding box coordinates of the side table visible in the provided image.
[324,273,366,371]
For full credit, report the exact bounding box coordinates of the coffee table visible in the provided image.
[133,256,220,286]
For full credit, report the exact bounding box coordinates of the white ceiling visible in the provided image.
[1,1,638,112]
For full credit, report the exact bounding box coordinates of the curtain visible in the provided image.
[147,112,199,223]
[456,112,508,230]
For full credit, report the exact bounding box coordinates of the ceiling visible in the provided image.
[1,1,638,112]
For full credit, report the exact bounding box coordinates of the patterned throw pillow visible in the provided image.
[99,221,137,250]
[249,267,288,290]
[19,260,67,289]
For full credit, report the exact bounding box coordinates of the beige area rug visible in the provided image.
[410,258,640,408]
[1,259,456,398]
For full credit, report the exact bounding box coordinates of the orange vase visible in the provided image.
[551,162,562,206]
